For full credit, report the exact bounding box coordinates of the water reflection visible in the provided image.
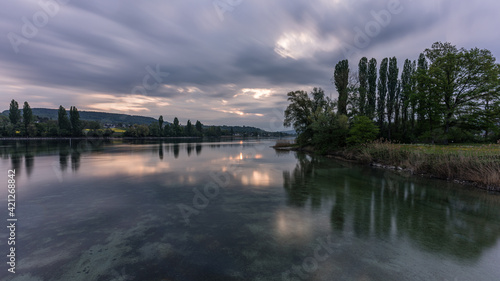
[196,143,202,155]
[173,143,179,159]
[283,153,500,260]
[159,143,164,160]
[25,153,34,176]
[0,139,499,280]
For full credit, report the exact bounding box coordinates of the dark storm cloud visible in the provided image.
[1,0,499,128]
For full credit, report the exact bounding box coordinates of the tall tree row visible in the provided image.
[400,59,414,138]
[377,58,388,129]
[367,58,377,120]
[386,57,399,139]
[341,42,500,144]
[358,57,368,116]
[316,41,499,146]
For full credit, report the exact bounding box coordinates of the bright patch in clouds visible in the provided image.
[213,108,264,117]
[87,94,170,113]
[241,88,273,99]
[274,31,340,59]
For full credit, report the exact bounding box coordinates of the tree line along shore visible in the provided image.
[1,101,283,138]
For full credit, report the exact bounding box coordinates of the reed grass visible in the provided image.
[358,140,500,191]
[272,140,295,148]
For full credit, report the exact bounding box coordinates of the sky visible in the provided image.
[1,0,499,131]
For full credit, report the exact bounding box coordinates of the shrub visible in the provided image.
[347,116,379,146]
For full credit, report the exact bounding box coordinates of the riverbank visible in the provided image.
[274,140,500,192]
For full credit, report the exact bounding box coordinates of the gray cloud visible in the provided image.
[1,0,499,129]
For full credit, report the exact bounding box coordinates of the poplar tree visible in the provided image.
[58,105,71,135]
[386,57,399,139]
[173,117,181,137]
[366,58,377,120]
[69,106,81,136]
[400,59,414,131]
[195,120,203,135]
[9,99,21,125]
[358,57,368,116]
[23,101,33,135]
[334,59,349,115]
[159,115,164,130]
[377,58,389,129]
[186,120,193,136]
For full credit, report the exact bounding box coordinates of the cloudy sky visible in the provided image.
[1,0,499,130]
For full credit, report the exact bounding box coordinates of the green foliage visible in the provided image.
[334,59,349,115]
[23,101,34,136]
[347,116,379,146]
[70,106,81,137]
[377,58,388,128]
[205,126,222,137]
[284,88,333,146]
[125,124,149,137]
[186,120,193,136]
[9,99,21,125]
[173,117,181,137]
[366,58,377,120]
[400,58,414,134]
[386,57,399,139]
[149,122,161,137]
[158,115,164,135]
[424,42,499,144]
[57,105,71,136]
[358,57,368,116]
[311,112,348,153]
[284,90,314,145]
[163,123,172,136]
[195,120,203,134]
[86,121,101,130]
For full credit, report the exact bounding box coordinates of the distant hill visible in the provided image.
[1,108,158,125]
[2,108,292,135]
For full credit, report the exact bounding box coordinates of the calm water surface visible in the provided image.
[1,139,499,281]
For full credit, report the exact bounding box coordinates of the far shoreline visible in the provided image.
[0,135,287,141]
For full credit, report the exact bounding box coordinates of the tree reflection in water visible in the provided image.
[283,152,500,260]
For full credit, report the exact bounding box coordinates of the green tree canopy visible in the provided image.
[9,99,21,125]
[57,105,71,135]
[424,42,498,143]
[347,116,379,146]
[195,120,203,135]
[386,57,399,139]
[186,120,193,136]
[367,58,377,120]
[377,57,388,128]
[69,106,81,136]
[358,57,368,116]
[23,101,33,130]
[173,117,181,137]
[284,88,332,146]
[334,59,349,115]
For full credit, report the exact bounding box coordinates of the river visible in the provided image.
[1,139,499,281]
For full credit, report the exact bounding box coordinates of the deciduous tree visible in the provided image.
[377,58,388,129]
[386,57,399,139]
[23,101,33,136]
[9,99,21,125]
[358,57,368,116]
[367,58,377,120]
[334,60,349,115]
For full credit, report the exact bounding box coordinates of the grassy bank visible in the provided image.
[274,139,500,191]
[341,140,500,191]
